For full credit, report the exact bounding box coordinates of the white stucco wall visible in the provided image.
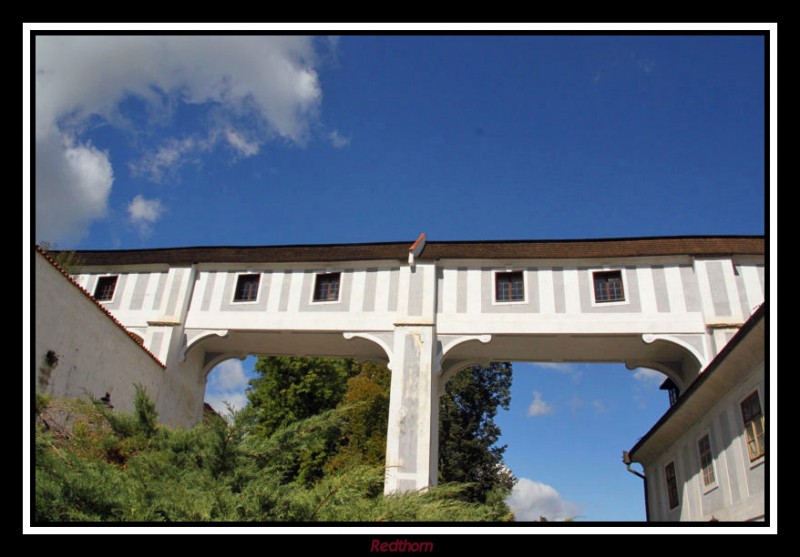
[636,320,766,522]
[35,251,167,418]
[65,243,765,493]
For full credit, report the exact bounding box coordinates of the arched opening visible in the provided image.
[437,360,671,521]
[204,356,258,416]
[435,332,700,521]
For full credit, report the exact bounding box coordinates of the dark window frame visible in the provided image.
[495,271,525,303]
[313,272,341,302]
[94,275,119,302]
[665,461,679,509]
[233,273,261,303]
[741,391,765,462]
[593,270,626,303]
[698,434,716,487]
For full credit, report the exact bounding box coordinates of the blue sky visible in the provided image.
[29,30,770,523]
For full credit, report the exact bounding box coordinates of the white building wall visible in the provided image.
[643,365,765,521]
[72,253,765,427]
[77,255,765,367]
[34,252,166,418]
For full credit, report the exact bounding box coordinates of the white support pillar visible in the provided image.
[384,324,440,494]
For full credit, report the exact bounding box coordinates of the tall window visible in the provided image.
[698,434,716,487]
[741,391,765,461]
[593,270,625,303]
[313,272,341,302]
[233,274,260,302]
[665,462,679,509]
[495,271,524,302]
[94,276,118,301]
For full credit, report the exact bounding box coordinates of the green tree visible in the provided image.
[242,356,359,484]
[327,361,391,472]
[37,241,83,275]
[244,356,358,437]
[438,362,515,503]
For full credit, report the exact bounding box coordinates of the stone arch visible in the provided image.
[201,352,248,378]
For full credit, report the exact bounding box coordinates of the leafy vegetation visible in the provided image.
[34,370,514,522]
[37,241,83,275]
[439,362,515,503]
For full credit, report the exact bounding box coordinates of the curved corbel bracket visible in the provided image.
[642,333,707,370]
[343,332,394,370]
[183,329,230,360]
[438,334,492,361]
[439,359,494,394]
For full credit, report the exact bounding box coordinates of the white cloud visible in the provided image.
[527,391,555,417]
[633,367,666,387]
[591,400,607,413]
[328,130,351,148]
[35,36,325,243]
[506,478,582,522]
[35,134,114,244]
[130,136,204,182]
[224,128,261,157]
[127,195,164,237]
[533,362,582,382]
[205,392,248,417]
[128,195,164,224]
[205,359,251,415]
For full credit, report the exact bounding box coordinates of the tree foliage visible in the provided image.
[34,357,517,522]
[438,362,515,503]
[243,356,358,437]
[241,356,360,484]
[37,241,83,275]
[34,388,511,522]
[327,361,391,471]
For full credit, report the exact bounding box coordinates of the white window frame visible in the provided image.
[492,269,528,305]
[230,272,262,304]
[93,274,120,304]
[589,267,630,307]
[738,388,765,468]
[310,271,343,305]
[697,430,719,494]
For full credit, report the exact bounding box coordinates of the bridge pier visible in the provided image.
[384,324,440,494]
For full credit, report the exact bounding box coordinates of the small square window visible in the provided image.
[741,391,765,461]
[233,274,260,302]
[698,434,716,487]
[496,271,524,302]
[593,270,625,303]
[665,461,679,509]
[313,272,341,302]
[94,276,118,301]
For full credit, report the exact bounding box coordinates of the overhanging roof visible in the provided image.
[65,235,764,267]
[628,303,766,464]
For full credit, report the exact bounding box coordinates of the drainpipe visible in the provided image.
[623,451,650,522]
